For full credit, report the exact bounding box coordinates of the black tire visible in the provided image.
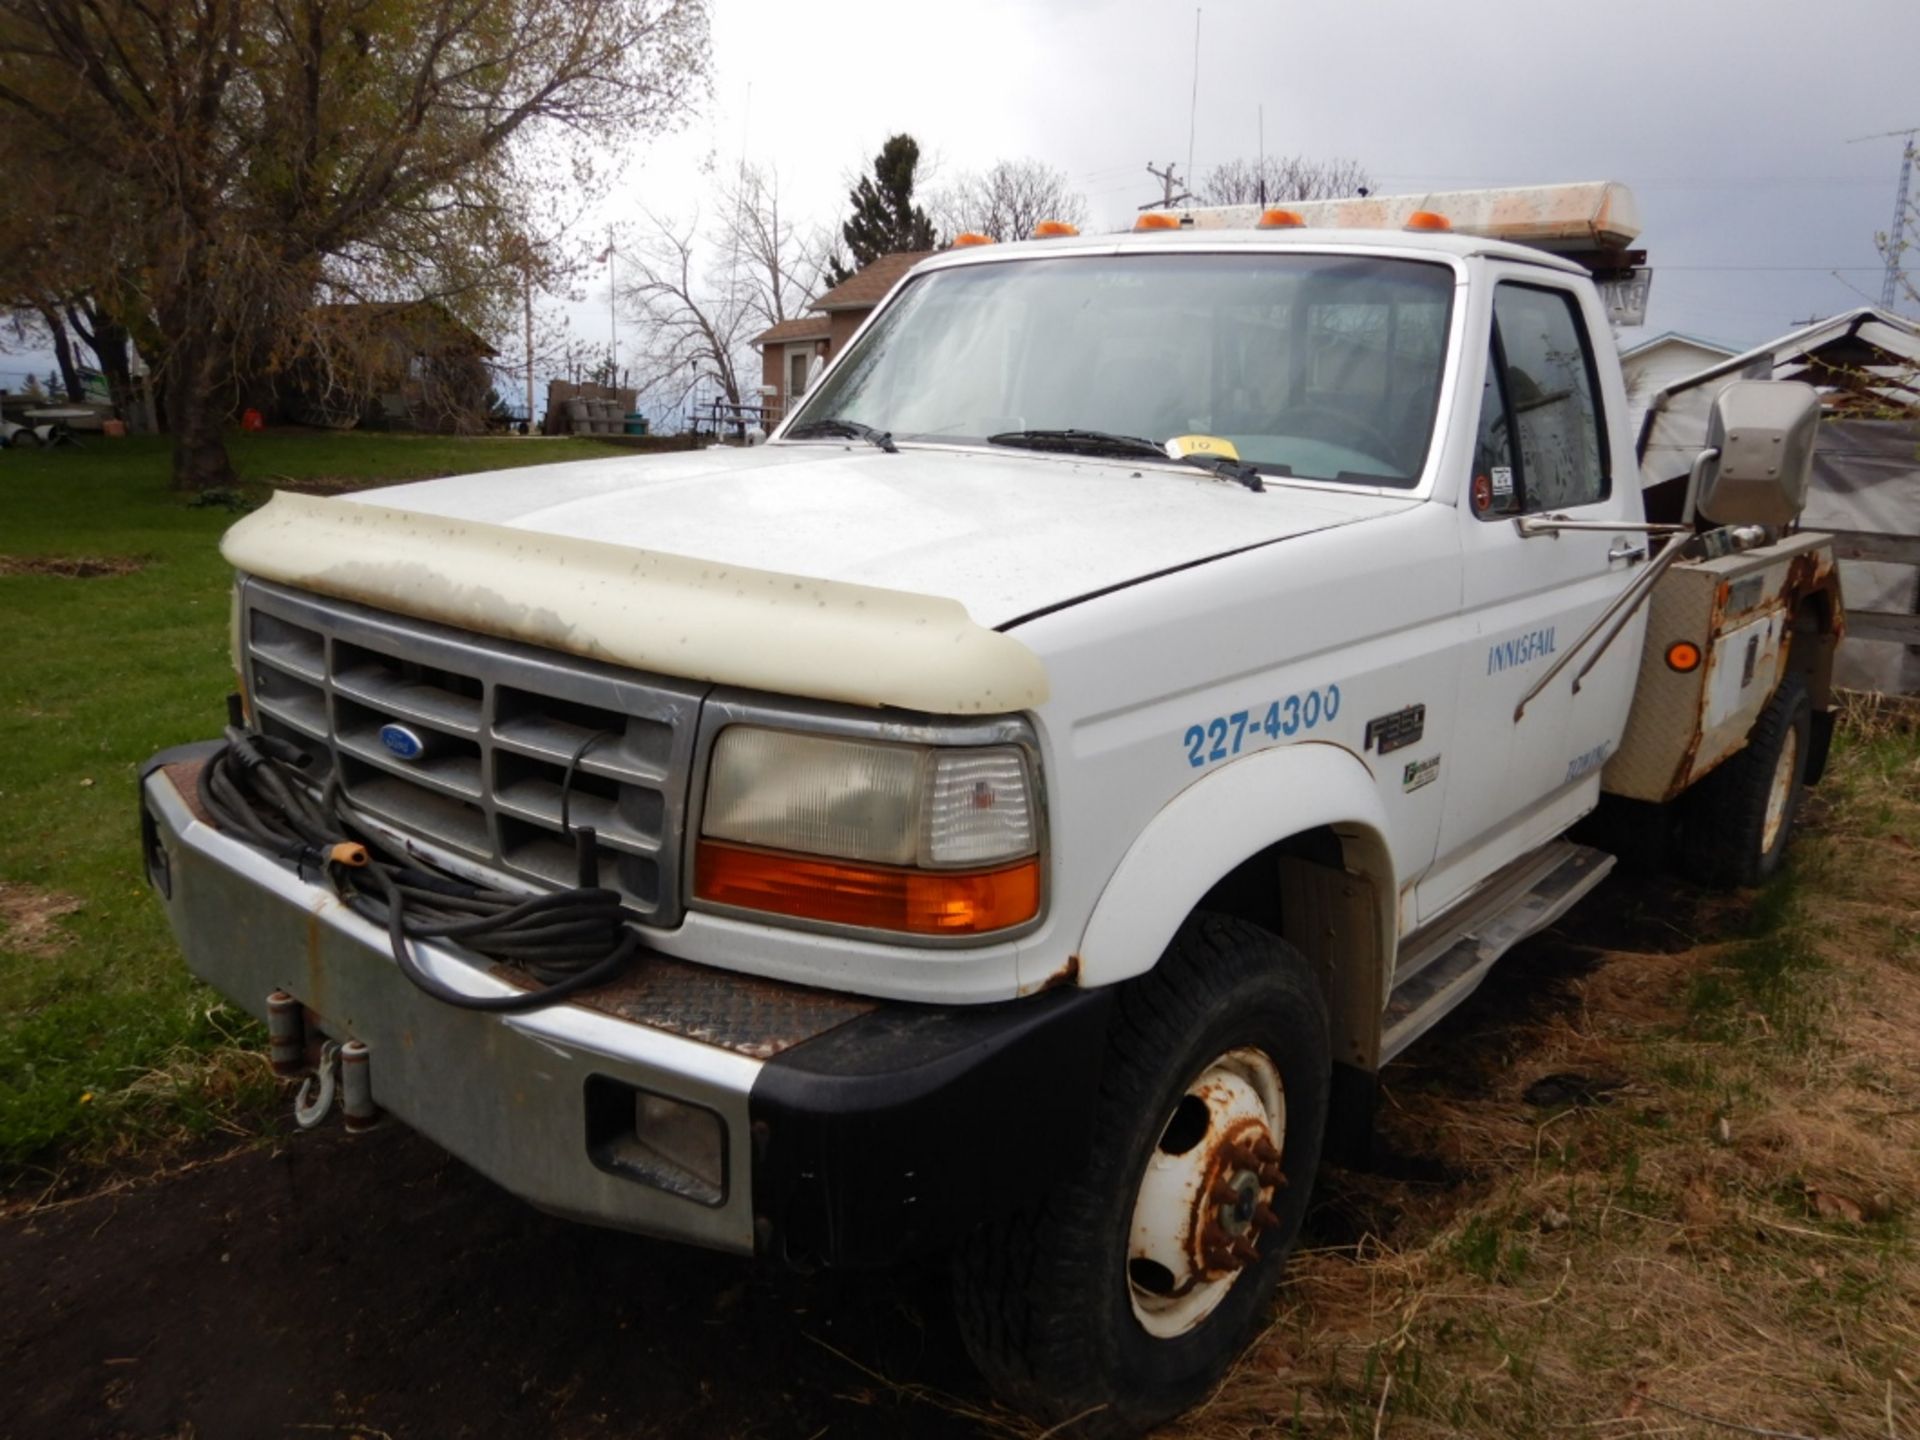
[1677,671,1811,888]
[952,913,1331,1437]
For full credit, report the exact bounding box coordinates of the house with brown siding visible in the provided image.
[752,251,932,426]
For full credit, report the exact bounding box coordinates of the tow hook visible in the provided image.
[290,1037,384,1133]
[294,1040,341,1129]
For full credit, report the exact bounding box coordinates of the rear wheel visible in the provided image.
[1678,672,1811,888]
[952,913,1330,1437]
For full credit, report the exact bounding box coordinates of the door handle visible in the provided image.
[1608,537,1649,566]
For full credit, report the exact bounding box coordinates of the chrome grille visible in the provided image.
[241,579,705,923]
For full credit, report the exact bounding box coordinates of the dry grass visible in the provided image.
[1155,713,1920,1440]
[0,880,83,956]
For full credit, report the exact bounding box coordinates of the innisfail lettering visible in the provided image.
[1487,626,1558,676]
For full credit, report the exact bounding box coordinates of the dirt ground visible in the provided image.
[3,780,1915,1440]
[0,889,1655,1440]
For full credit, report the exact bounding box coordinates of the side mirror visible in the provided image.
[1690,380,1819,527]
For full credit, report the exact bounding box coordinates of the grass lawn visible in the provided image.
[0,432,630,1182]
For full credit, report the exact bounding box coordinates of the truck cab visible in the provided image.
[139,182,1840,1437]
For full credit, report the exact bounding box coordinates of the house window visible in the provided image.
[789,350,809,403]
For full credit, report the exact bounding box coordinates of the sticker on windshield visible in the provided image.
[1491,465,1514,497]
[1166,434,1240,462]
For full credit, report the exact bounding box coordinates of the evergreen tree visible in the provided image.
[825,135,939,285]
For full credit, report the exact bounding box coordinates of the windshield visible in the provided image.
[786,252,1456,486]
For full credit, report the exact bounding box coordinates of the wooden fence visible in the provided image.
[1826,530,1920,645]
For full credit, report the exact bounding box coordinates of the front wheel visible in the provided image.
[1678,672,1811,888]
[952,913,1330,1436]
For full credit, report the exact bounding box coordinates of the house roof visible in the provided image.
[752,314,833,348]
[1639,305,1920,460]
[312,301,496,358]
[1619,330,1738,362]
[1647,306,1920,408]
[812,251,934,312]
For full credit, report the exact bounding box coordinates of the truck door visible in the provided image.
[1419,274,1647,919]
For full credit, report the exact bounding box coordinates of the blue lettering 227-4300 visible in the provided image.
[1487,626,1557,675]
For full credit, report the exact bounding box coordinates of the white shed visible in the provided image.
[1619,331,1739,437]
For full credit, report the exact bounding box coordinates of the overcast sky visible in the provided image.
[7,0,1916,398]
[605,0,1920,351]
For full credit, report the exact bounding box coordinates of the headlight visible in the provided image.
[694,726,1041,937]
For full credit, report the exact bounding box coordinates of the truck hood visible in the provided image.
[353,442,1419,629]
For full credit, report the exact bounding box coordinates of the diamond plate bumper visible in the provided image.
[140,749,762,1252]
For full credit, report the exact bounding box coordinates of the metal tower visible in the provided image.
[1851,125,1920,309]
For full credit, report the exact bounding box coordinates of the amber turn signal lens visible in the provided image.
[694,841,1041,936]
[1666,640,1703,673]
[1404,210,1452,232]
[1256,208,1306,229]
[1032,219,1079,238]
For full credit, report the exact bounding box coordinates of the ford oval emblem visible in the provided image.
[379,723,426,761]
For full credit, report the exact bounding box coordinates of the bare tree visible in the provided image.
[617,213,755,420]
[711,166,833,332]
[930,160,1088,242]
[0,0,710,488]
[620,167,830,425]
[1197,156,1372,207]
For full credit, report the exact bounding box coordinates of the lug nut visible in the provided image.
[1252,1204,1281,1231]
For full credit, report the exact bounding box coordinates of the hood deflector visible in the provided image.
[222,492,1049,714]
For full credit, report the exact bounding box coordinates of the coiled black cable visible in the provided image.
[196,728,640,1012]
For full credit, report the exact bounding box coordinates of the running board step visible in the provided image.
[1380,842,1615,1063]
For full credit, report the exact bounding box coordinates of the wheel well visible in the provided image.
[1196,822,1392,1088]
[1789,586,1840,708]
[1790,589,1840,784]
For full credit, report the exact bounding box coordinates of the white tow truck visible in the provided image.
[140,181,1842,1435]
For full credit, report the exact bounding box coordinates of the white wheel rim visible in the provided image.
[1762,727,1800,854]
[1125,1047,1286,1338]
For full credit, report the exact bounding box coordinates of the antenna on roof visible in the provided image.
[1848,124,1920,310]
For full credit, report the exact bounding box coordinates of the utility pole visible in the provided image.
[1141,160,1194,211]
[523,264,535,433]
[1849,124,1919,309]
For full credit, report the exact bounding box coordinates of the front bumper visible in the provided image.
[140,744,1109,1266]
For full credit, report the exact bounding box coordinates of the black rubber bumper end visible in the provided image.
[748,985,1113,1269]
[139,739,226,898]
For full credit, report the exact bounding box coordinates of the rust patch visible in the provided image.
[0,553,146,579]
[1038,953,1082,992]
[0,881,83,957]
[162,761,217,827]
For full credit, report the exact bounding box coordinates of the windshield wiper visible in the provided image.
[786,418,898,453]
[988,427,1167,459]
[1173,452,1266,493]
[987,429,1265,493]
